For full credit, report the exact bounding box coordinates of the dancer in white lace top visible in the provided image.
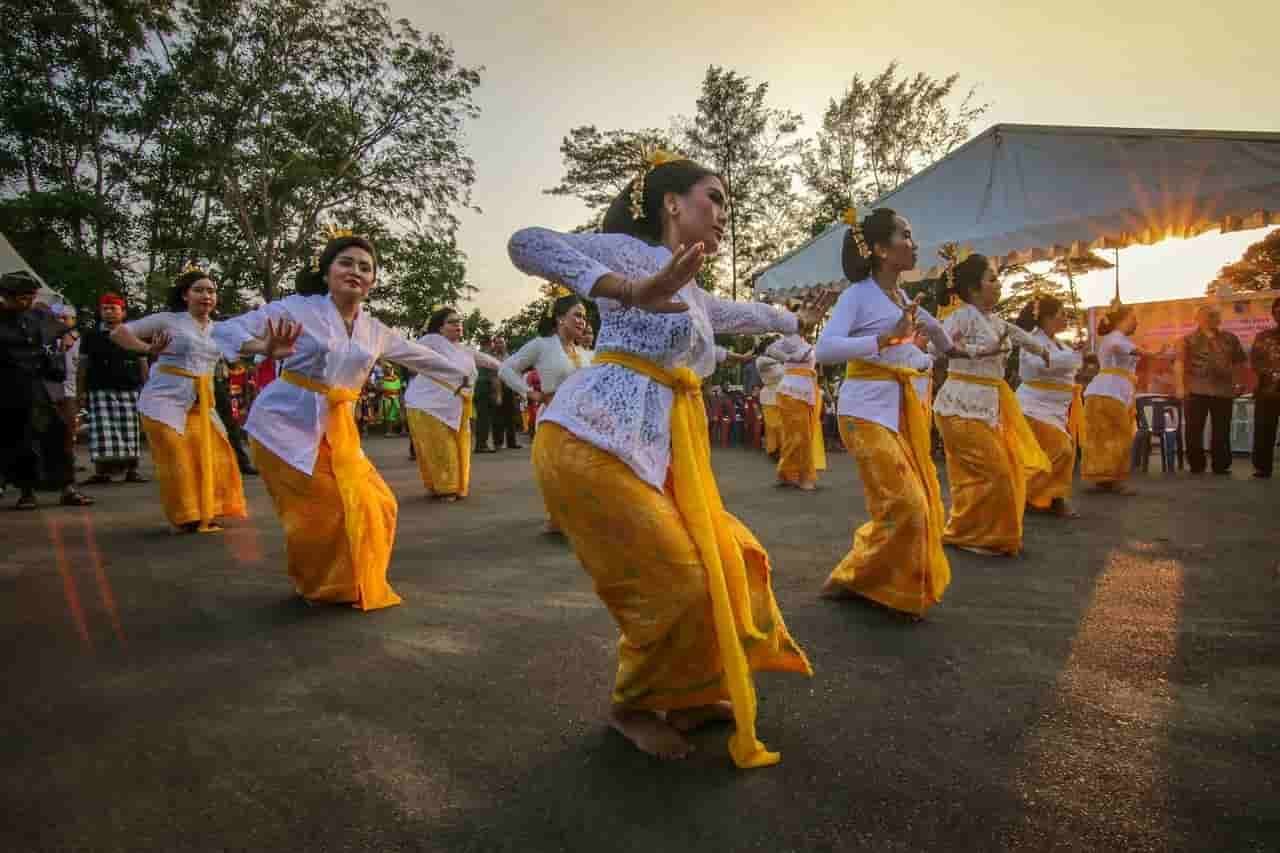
[765,331,825,488]
[1082,303,1153,495]
[933,254,1051,556]
[508,154,817,768]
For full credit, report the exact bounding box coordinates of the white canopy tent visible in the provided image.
[754,124,1280,299]
[0,231,63,304]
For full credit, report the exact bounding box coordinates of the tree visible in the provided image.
[461,308,493,345]
[798,62,987,231]
[544,125,673,226]
[162,0,481,301]
[366,230,473,333]
[681,66,805,300]
[1215,228,1280,292]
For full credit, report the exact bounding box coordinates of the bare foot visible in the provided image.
[667,702,734,733]
[954,544,1004,556]
[609,709,693,760]
[542,518,561,535]
[798,481,817,491]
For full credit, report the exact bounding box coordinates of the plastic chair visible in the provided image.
[1134,395,1184,473]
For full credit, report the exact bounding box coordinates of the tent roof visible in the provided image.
[0,231,61,304]
[754,123,1280,299]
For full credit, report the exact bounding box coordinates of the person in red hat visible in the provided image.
[79,292,149,485]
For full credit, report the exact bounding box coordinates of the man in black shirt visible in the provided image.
[78,292,149,484]
[0,272,93,509]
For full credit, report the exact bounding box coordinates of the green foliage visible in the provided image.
[367,231,473,334]
[1215,228,1280,292]
[798,62,987,232]
[0,0,481,314]
[681,66,805,300]
[544,126,673,221]
[461,308,494,345]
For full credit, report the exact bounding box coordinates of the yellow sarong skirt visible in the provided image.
[406,408,471,497]
[251,438,401,610]
[1026,418,1076,508]
[1082,396,1134,483]
[776,395,826,483]
[762,404,782,455]
[826,417,950,615]
[533,422,811,712]
[140,413,246,528]
[937,414,1025,555]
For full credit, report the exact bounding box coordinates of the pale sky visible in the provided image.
[389,0,1278,322]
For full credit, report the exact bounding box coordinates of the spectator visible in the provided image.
[1250,296,1280,479]
[79,293,149,485]
[0,272,94,509]
[1176,304,1246,475]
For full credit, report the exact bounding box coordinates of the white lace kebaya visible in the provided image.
[1084,331,1141,407]
[765,334,817,405]
[932,303,1046,428]
[507,228,798,490]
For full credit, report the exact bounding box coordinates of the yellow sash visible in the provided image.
[1023,379,1085,446]
[280,370,372,571]
[784,366,827,471]
[596,351,777,769]
[946,371,1052,474]
[844,359,948,595]
[158,365,218,532]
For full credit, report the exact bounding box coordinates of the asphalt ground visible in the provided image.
[2,437,1277,852]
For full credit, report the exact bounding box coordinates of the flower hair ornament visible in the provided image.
[180,261,208,278]
[842,208,868,258]
[937,245,970,321]
[543,282,573,317]
[321,223,357,242]
[629,146,683,222]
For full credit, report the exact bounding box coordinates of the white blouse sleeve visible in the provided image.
[379,327,468,386]
[468,346,503,371]
[943,308,985,358]
[915,306,954,354]
[123,312,173,340]
[700,290,798,335]
[995,317,1045,353]
[498,338,542,396]
[212,300,295,362]
[815,291,878,364]
[507,228,637,297]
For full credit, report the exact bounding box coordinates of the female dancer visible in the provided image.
[755,339,784,457]
[932,254,1051,556]
[112,268,246,533]
[213,233,466,610]
[508,154,819,768]
[498,294,590,533]
[765,328,826,489]
[1083,303,1148,495]
[1015,296,1084,517]
[814,208,962,616]
[404,307,502,501]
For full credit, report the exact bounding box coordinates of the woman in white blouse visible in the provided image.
[1015,296,1085,517]
[112,268,247,533]
[932,255,1051,557]
[1082,304,1150,495]
[404,307,501,501]
[213,234,467,611]
[508,155,817,769]
[498,293,589,531]
[764,329,825,489]
[814,208,963,617]
[754,340,784,457]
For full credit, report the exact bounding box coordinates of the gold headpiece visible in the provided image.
[937,244,969,320]
[843,208,869,259]
[543,282,573,316]
[309,253,320,272]
[180,261,207,277]
[629,146,684,221]
[321,223,357,242]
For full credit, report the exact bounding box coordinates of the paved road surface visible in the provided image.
[3,439,1277,852]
